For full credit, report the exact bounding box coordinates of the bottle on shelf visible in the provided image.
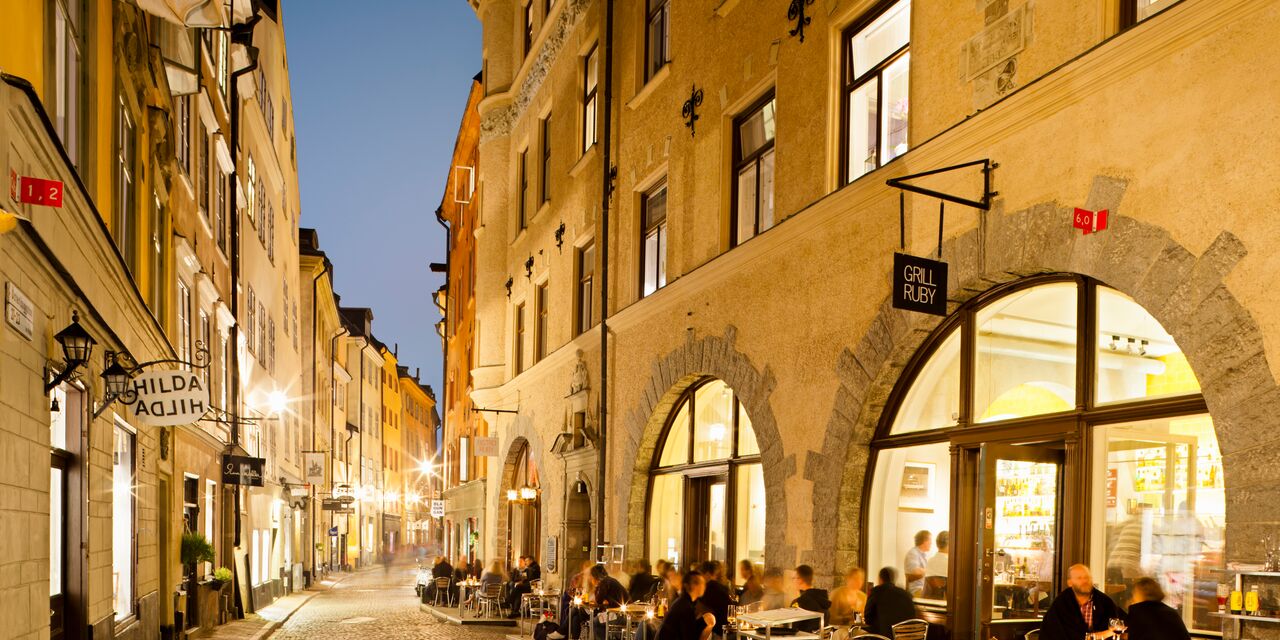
[1231,587,1244,614]
[1246,585,1260,616]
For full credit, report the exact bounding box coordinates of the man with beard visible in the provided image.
[1040,564,1123,640]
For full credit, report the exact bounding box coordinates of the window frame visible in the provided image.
[523,1,534,58]
[575,241,595,336]
[583,45,599,153]
[540,114,552,205]
[644,0,671,82]
[730,91,778,248]
[518,148,529,230]
[639,181,668,299]
[50,0,86,170]
[115,94,137,271]
[514,302,526,375]
[112,420,137,622]
[534,281,549,363]
[840,0,911,185]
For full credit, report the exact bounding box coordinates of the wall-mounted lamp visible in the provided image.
[524,256,535,279]
[45,311,96,393]
[555,222,566,252]
[505,277,514,298]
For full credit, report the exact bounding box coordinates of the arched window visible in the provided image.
[505,441,541,566]
[866,277,1224,637]
[649,378,764,580]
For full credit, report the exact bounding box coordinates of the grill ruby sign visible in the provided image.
[893,252,948,316]
[130,370,210,426]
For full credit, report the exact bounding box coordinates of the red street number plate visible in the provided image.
[12,173,64,208]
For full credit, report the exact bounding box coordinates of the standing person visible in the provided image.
[629,559,660,602]
[1125,577,1189,640]
[759,567,788,610]
[864,567,918,637]
[1039,564,1122,640]
[924,531,949,598]
[904,530,932,595]
[697,561,732,636]
[829,567,868,626]
[738,560,764,605]
[656,571,716,640]
[790,564,831,633]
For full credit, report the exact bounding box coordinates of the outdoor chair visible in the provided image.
[476,581,506,618]
[432,576,453,607]
[891,618,929,640]
[852,634,891,640]
[1024,630,1040,640]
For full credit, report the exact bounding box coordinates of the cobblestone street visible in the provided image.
[270,569,514,640]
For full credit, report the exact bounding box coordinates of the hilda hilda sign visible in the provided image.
[893,252,948,316]
[130,370,210,426]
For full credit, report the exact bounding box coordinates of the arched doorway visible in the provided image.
[504,440,541,568]
[647,377,765,582]
[865,276,1224,640]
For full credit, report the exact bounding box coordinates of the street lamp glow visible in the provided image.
[418,459,435,476]
[267,390,288,415]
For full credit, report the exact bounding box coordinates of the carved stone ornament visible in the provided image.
[569,349,590,395]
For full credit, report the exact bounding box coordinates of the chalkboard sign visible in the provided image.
[893,253,948,316]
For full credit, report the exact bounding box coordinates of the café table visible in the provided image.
[520,590,561,636]
[456,579,481,618]
[734,607,826,640]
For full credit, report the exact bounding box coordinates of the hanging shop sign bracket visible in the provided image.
[92,344,211,420]
[472,406,519,415]
[885,158,998,211]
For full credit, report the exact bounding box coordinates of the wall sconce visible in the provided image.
[524,256,534,279]
[507,486,539,503]
[505,277,513,298]
[45,311,96,393]
[555,222,566,252]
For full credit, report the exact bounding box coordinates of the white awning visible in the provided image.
[134,0,223,27]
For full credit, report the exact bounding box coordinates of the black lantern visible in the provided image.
[101,359,132,397]
[55,311,95,365]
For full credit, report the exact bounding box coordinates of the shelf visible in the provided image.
[1238,572,1280,578]
[1210,612,1280,623]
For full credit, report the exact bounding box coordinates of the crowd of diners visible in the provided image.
[421,554,1191,640]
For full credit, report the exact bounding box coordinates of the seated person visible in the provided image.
[629,559,661,602]
[790,564,831,633]
[656,571,715,640]
[864,567,918,637]
[1126,577,1189,640]
[829,567,868,626]
[1040,564,1121,640]
[697,561,732,636]
[738,560,764,605]
[759,567,788,611]
[924,530,949,599]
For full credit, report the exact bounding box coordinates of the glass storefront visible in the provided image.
[866,277,1222,639]
[648,378,764,578]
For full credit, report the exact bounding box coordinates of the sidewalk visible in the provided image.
[201,571,355,640]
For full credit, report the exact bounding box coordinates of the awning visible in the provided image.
[152,18,200,95]
[134,0,223,27]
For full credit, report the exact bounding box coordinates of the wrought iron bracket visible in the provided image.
[788,0,815,42]
[682,85,704,136]
[472,406,519,415]
[555,222,566,252]
[524,255,535,279]
[885,158,999,211]
[505,277,514,298]
[44,360,84,394]
[93,343,212,419]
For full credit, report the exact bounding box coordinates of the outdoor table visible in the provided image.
[520,590,561,636]
[606,605,659,640]
[735,607,826,640]
[457,580,481,618]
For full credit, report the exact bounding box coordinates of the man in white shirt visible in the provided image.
[903,530,932,595]
[923,531,948,597]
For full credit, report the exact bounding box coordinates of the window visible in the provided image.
[518,149,529,230]
[113,422,136,621]
[645,0,670,81]
[649,379,763,573]
[732,94,777,246]
[246,287,256,357]
[974,282,1077,422]
[175,95,190,174]
[258,303,267,367]
[51,0,85,169]
[50,383,81,632]
[843,0,910,183]
[220,332,230,410]
[523,1,534,57]
[535,282,549,363]
[583,46,599,152]
[177,280,192,366]
[215,171,228,253]
[640,182,668,298]
[246,157,258,227]
[213,30,230,104]
[268,317,275,374]
[1122,0,1181,27]
[199,311,211,387]
[199,122,211,223]
[204,480,216,575]
[267,199,276,263]
[115,96,137,270]
[151,193,165,308]
[514,303,526,375]
[182,475,199,539]
[866,442,951,601]
[576,242,595,335]
[540,115,552,205]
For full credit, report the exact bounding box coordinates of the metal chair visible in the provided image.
[891,618,929,640]
[431,576,453,607]
[1024,630,1040,640]
[476,582,506,618]
[852,635,892,640]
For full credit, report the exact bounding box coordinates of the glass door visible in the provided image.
[684,474,728,567]
[978,444,1064,637]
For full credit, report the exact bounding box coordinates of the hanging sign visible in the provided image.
[474,436,499,457]
[5,282,34,341]
[1073,208,1108,235]
[893,253,948,316]
[130,370,210,426]
[11,171,64,208]
[328,526,338,536]
[303,452,326,486]
[223,454,265,486]
[321,498,346,510]
[430,500,445,518]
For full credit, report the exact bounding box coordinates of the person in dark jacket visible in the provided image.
[1126,577,1189,640]
[790,564,832,633]
[1040,564,1123,640]
[630,559,661,602]
[697,561,732,636]
[656,571,716,640]
[864,567,918,637]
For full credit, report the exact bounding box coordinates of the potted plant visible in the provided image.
[181,532,216,626]
[210,567,233,590]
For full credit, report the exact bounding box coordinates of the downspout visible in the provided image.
[432,204,450,486]
[328,326,348,563]
[308,260,331,581]
[597,0,614,552]
[358,345,366,564]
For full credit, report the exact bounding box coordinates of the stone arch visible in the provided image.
[494,416,546,567]
[619,325,797,568]
[805,175,1277,584]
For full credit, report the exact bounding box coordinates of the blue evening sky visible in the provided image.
[284,1,480,400]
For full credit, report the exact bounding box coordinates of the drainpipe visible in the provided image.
[307,260,331,582]
[597,0,614,553]
[328,325,348,566]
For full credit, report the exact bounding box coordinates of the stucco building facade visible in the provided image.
[459,0,1280,637]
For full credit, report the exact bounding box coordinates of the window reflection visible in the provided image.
[891,328,961,435]
[975,283,1078,422]
[1096,287,1200,404]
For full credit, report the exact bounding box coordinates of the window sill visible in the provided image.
[570,144,599,178]
[627,64,672,111]
[714,0,741,17]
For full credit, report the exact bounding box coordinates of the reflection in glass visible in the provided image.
[866,443,951,608]
[847,78,879,182]
[891,328,961,434]
[738,402,760,456]
[848,0,910,78]
[975,283,1078,422]
[1096,287,1200,404]
[658,402,690,467]
[709,481,727,562]
[734,464,766,567]
[990,459,1058,621]
[694,381,735,462]
[1092,415,1224,633]
[649,474,684,567]
[881,52,910,164]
